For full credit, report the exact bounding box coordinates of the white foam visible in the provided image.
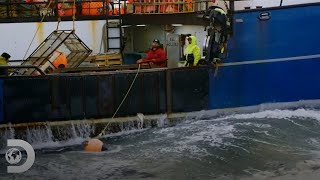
[235,122,272,129]
[31,137,86,150]
[207,108,320,122]
[184,99,320,122]
[147,121,236,157]
[252,130,275,137]
[242,159,320,180]
[159,144,211,157]
[0,137,86,154]
[244,137,279,146]
[226,144,251,154]
[0,122,148,153]
[180,124,235,146]
[101,127,149,138]
[157,114,168,127]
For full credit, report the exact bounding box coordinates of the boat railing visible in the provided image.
[0,65,46,76]
[131,0,209,14]
[0,0,212,20]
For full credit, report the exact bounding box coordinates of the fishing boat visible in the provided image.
[0,0,319,134]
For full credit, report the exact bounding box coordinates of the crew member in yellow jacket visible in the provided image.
[184,36,201,66]
[0,52,11,76]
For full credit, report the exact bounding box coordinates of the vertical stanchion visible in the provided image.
[6,0,9,18]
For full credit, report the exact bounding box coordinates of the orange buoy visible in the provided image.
[184,0,193,12]
[166,0,179,13]
[113,3,127,15]
[53,52,68,69]
[134,0,143,13]
[159,0,168,13]
[144,0,156,13]
[57,3,76,17]
[81,2,106,16]
[83,139,104,152]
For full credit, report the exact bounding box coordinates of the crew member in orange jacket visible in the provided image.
[137,39,167,67]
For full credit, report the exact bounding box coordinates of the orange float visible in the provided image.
[143,0,156,13]
[112,2,127,15]
[83,139,104,152]
[184,0,193,12]
[57,3,76,17]
[53,52,68,68]
[134,0,143,13]
[159,0,168,13]
[165,0,179,13]
[82,2,103,16]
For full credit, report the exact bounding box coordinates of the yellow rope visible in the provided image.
[56,17,61,31]
[22,0,54,60]
[56,0,65,31]
[97,64,141,137]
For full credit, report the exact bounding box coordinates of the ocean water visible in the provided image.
[1,107,320,179]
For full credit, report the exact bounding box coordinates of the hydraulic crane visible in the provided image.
[202,0,235,65]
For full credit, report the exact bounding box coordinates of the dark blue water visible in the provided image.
[1,108,320,180]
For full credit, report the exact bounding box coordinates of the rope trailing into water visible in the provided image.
[56,17,61,31]
[22,0,54,60]
[97,64,141,137]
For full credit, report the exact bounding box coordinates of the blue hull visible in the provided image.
[209,3,320,109]
[227,3,320,62]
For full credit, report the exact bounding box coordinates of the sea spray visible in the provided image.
[157,114,167,128]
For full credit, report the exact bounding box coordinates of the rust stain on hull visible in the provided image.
[90,21,98,51]
[36,22,44,44]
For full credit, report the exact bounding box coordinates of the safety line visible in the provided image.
[97,64,141,137]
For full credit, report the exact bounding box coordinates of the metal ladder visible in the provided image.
[106,1,123,54]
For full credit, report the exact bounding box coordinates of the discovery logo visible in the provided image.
[5,139,35,173]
